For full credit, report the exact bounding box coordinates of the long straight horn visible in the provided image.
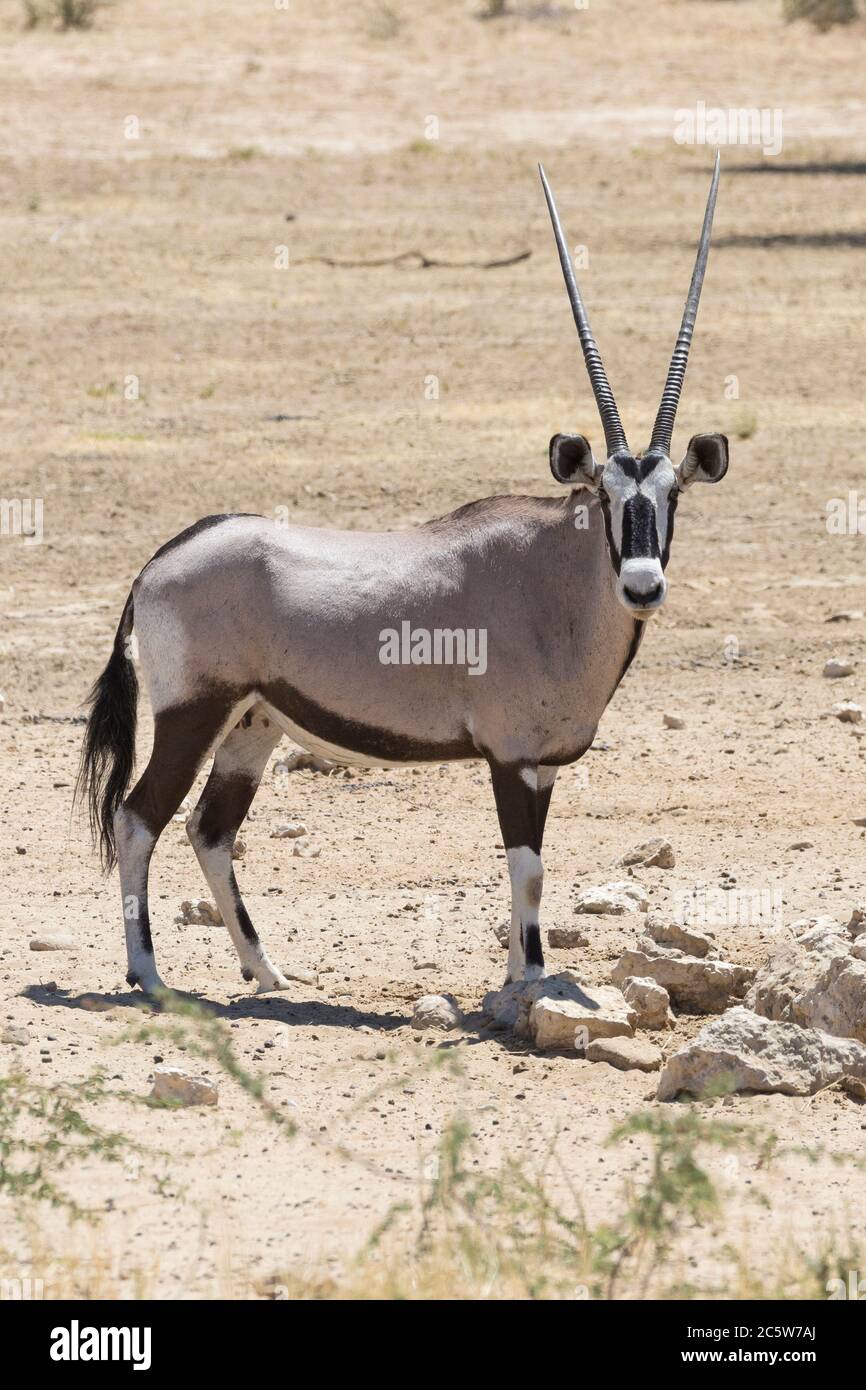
[539,163,628,457]
[650,152,721,454]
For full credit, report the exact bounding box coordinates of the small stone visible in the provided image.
[411,994,462,1031]
[29,934,76,951]
[620,837,676,870]
[841,1075,866,1101]
[493,922,510,948]
[644,919,718,959]
[663,713,685,730]
[547,928,589,950]
[573,880,649,915]
[2,1025,29,1045]
[271,821,307,839]
[788,840,813,851]
[293,840,321,858]
[847,905,866,935]
[586,1034,662,1072]
[150,1066,218,1107]
[0,692,5,713]
[621,976,676,1030]
[273,750,334,776]
[826,610,863,623]
[176,899,222,927]
[547,926,589,949]
[232,838,246,859]
[823,659,855,678]
[831,701,863,724]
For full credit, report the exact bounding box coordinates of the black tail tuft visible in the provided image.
[75,591,138,871]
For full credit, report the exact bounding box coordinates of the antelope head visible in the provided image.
[541,154,729,619]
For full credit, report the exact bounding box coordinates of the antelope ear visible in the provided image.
[676,432,729,489]
[549,433,602,489]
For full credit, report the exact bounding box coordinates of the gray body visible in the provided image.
[136,501,637,768]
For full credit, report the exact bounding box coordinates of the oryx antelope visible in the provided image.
[77,157,728,997]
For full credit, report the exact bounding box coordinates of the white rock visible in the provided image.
[663,713,685,730]
[29,934,76,951]
[482,972,635,1049]
[620,838,676,870]
[176,899,222,927]
[411,994,462,1031]
[482,979,534,1033]
[271,821,308,839]
[747,917,866,1043]
[831,701,863,724]
[621,976,675,1030]
[274,750,335,776]
[644,918,718,959]
[586,1034,662,1072]
[612,944,753,1013]
[657,1007,866,1101]
[0,691,6,713]
[573,880,649,915]
[547,925,589,949]
[530,976,636,1049]
[823,659,855,678]
[292,840,321,858]
[2,1025,30,1045]
[847,904,866,935]
[150,1066,218,1107]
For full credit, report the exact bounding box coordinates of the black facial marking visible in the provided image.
[660,488,678,568]
[621,492,660,561]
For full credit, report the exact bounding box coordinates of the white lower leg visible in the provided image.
[114,806,165,993]
[191,836,290,991]
[506,845,545,983]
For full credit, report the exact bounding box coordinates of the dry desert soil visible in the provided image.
[1,0,865,1299]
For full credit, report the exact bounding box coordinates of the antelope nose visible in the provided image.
[623,580,663,606]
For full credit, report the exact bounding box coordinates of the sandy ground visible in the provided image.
[1,0,866,1298]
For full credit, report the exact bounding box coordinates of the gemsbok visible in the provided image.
[77,156,728,997]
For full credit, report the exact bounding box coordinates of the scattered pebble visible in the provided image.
[29,933,76,951]
[150,1066,218,1107]
[830,702,863,724]
[823,659,855,678]
[586,1034,662,1073]
[620,837,676,870]
[176,900,222,926]
[292,840,322,858]
[547,926,589,949]
[271,821,307,839]
[663,713,685,730]
[411,994,462,1031]
[1,1025,30,1046]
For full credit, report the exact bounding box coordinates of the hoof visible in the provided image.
[255,972,292,994]
[127,969,167,996]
